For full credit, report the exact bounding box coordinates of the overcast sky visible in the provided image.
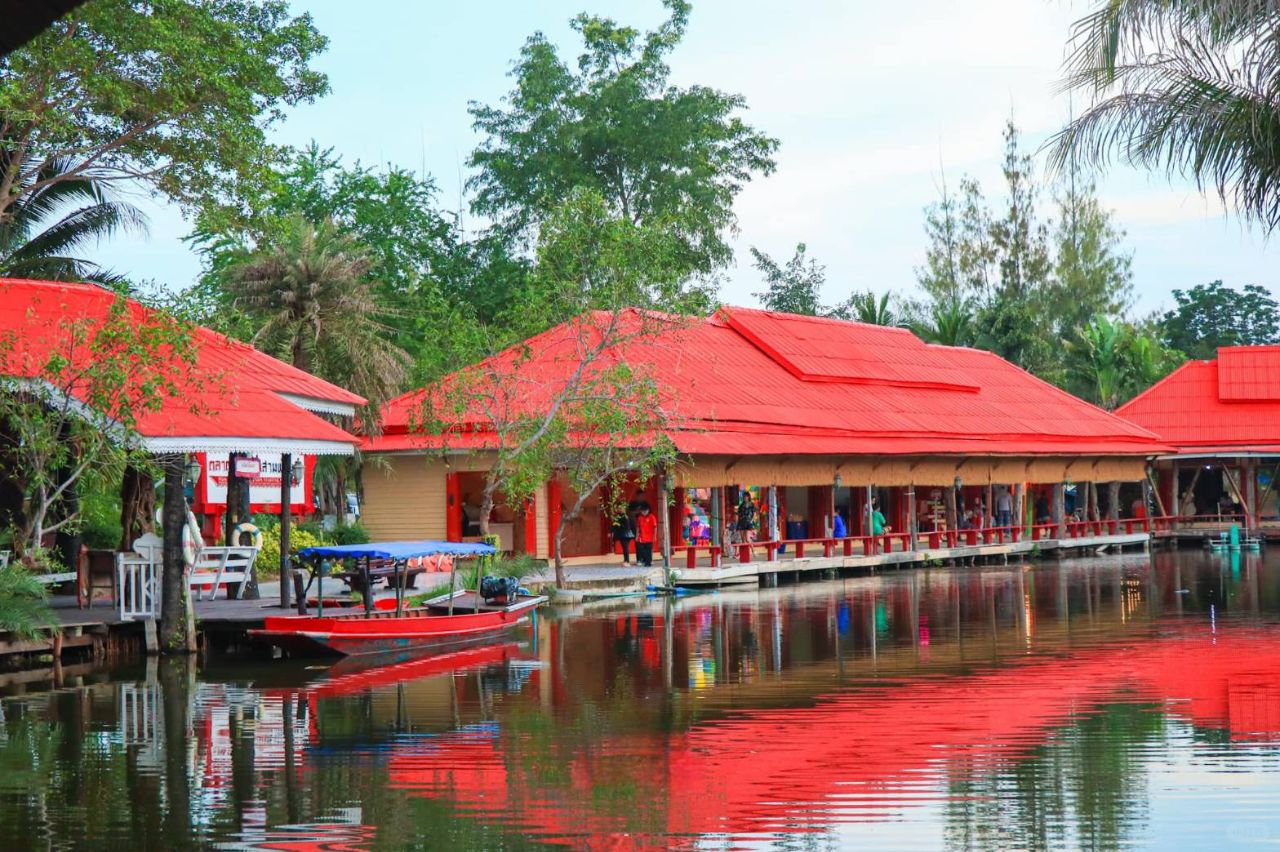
[96,0,1275,317]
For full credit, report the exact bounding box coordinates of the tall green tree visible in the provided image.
[422,190,691,587]
[191,144,504,380]
[917,175,993,303]
[0,153,146,283]
[0,0,328,224]
[979,123,1054,372]
[751,243,826,315]
[1049,158,1133,340]
[1053,0,1280,232]
[468,0,778,281]
[1159,281,1280,360]
[223,214,410,414]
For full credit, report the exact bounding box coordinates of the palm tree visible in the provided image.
[226,214,410,413]
[839,290,899,326]
[1052,1,1280,231]
[1066,316,1127,409]
[915,298,976,347]
[0,155,146,282]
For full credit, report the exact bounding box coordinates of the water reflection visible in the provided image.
[3,551,1280,849]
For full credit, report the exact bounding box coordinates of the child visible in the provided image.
[635,504,658,567]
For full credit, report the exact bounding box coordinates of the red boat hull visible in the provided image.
[250,598,542,657]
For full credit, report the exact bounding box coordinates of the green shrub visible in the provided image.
[329,522,371,545]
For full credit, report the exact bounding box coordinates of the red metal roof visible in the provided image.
[0,278,363,455]
[370,306,1164,458]
[1116,346,1280,454]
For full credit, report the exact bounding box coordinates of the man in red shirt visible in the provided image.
[634,504,658,567]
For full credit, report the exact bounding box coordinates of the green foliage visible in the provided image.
[0,0,328,223]
[914,120,1137,386]
[1049,161,1133,340]
[468,0,778,279]
[835,290,900,327]
[1065,316,1180,409]
[328,521,371,546]
[1158,281,1280,360]
[0,155,147,284]
[1053,0,1280,232]
[219,214,411,416]
[78,476,123,550]
[914,297,977,347]
[751,243,826,315]
[0,562,54,637]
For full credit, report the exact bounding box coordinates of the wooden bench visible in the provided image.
[190,546,259,601]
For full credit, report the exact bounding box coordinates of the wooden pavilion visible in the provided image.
[1117,345,1280,538]
[361,308,1168,569]
[0,278,363,611]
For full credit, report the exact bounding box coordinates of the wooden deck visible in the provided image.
[672,531,1151,587]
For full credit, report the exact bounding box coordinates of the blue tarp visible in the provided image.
[297,540,497,561]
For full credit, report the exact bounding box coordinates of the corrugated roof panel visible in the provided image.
[1117,351,1280,451]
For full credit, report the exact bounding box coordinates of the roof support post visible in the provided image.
[1052,483,1066,539]
[767,486,778,561]
[945,483,957,537]
[279,452,292,610]
[865,485,874,549]
[1014,483,1025,536]
[658,474,671,570]
[907,486,918,551]
[1245,461,1259,534]
[710,487,722,548]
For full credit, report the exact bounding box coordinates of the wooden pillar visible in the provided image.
[1245,461,1258,532]
[1089,481,1100,522]
[865,485,874,540]
[945,483,958,533]
[1014,482,1025,534]
[1052,483,1066,538]
[985,483,994,527]
[907,485,918,551]
[159,454,195,654]
[279,453,292,609]
[658,475,671,568]
[767,485,778,558]
[710,486,722,548]
[1107,481,1121,521]
[224,452,238,546]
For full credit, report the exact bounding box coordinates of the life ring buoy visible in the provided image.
[182,525,199,566]
[232,522,263,550]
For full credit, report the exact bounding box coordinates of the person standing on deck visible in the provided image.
[995,487,1013,529]
[611,506,635,564]
[832,511,847,539]
[635,504,658,567]
[871,499,889,536]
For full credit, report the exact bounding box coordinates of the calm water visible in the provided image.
[4,550,1280,849]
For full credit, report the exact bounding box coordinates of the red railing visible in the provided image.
[674,543,723,569]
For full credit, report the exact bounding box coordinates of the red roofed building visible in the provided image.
[1116,346,1280,534]
[0,278,364,560]
[363,308,1166,563]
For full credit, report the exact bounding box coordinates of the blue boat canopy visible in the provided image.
[297,540,497,561]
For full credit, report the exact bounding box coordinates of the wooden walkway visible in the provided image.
[672,531,1151,586]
